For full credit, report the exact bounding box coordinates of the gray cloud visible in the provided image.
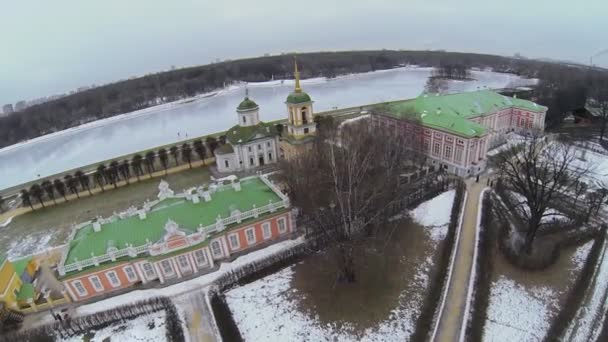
[1,0,607,104]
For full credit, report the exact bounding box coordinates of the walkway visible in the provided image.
[433,178,487,342]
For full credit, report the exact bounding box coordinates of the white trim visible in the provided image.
[105,270,121,288]
[160,259,175,278]
[193,249,208,268]
[123,265,138,282]
[89,275,104,292]
[64,280,78,301]
[134,262,148,284]
[176,254,192,274]
[431,190,468,341]
[153,262,165,283]
[459,188,488,342]
[141,262,157,280]
[228,233,241,250]
[170,257,182,278]
[262,222,272,239]
[72,279,88,297]
[278,217,287,234]
[245,227,256,244]
[210,239,223,258]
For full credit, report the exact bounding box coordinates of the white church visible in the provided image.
[214,91,280,173]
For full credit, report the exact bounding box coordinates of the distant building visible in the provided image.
[2,104,13,115]
[372,90,547,176]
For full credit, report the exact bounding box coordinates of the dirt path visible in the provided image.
[433,178,486,342]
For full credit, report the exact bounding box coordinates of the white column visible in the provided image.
[154,262,165,284]
[135,263,147,284]
[170,257,182,278]
[205,247,215,268]
[187,252,198,273]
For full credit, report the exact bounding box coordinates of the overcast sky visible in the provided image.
[1,0,607,105]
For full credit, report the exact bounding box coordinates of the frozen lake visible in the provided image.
[0,67,534,191]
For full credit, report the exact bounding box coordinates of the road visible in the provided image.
[433,178,486,342]
[172,290,218,342]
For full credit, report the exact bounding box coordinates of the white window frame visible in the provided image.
[177,255,191,272]
[124,266,138,282]
[262,222,272,239]
[105,270,121,288]
[228,233,240,249]
[73,280,88,296]
[142,262,156,279]
[160,259,175,277]
[245,227,256,244]
[193,249,207,267]
[211,240,223,257]
[89,275,104,292]
[278,217,287,234]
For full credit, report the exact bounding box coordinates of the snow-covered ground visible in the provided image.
[410,189,455,241]
[0,68,536,191]
[5,230,53,259]
[224,191,455,341]
[484,276,559,342]
[60,310,167,342]
[569,148,608,189]
[563,237,608,342]
[484,237,594,342]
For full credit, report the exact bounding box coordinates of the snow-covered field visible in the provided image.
[410,189,455,241]
[507,191,570,224]
[484,239,594,341]
[225,191,455,341]
[0,67,536,191]
[484,276,559,342]
[563,238,608,342]
[4,230,53,259]
[61,311,167,342]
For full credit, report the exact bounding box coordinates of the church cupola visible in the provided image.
[285,57,316,137]
[237,88,260,127]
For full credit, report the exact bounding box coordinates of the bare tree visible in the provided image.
[591,86,608,142]
[496,134,589,253]
[277,120,424,282]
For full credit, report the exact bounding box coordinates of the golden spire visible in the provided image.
[294,56,302,93]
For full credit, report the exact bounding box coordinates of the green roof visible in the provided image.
[225,122,277,145]
[11,257,32,276]
[286,91,312,104]
[380,90,546,138]
[16,283,35,301]
[215,143,234,155]
[237,97,258,111]
[65,178,282,265]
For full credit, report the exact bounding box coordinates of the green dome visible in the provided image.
[237,97,258,111]
[286,91,312,104]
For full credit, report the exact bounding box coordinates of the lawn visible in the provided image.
[225,190,455,341]
[0,166,211,260]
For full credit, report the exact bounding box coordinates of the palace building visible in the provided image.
[372,90,547,176]
[56,175,296,302]
[214,91,280,173]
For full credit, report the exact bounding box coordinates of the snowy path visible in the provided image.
[433,178,486,342]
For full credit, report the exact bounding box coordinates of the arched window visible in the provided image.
[301,107,307,124]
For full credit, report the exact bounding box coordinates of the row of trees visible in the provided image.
[3,50,607,148]
[19,137,219,209]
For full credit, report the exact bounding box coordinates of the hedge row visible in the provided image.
[464,191,495,341]
[0,297,185,342]
[543,226,607,342]
[410,179,466,342]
